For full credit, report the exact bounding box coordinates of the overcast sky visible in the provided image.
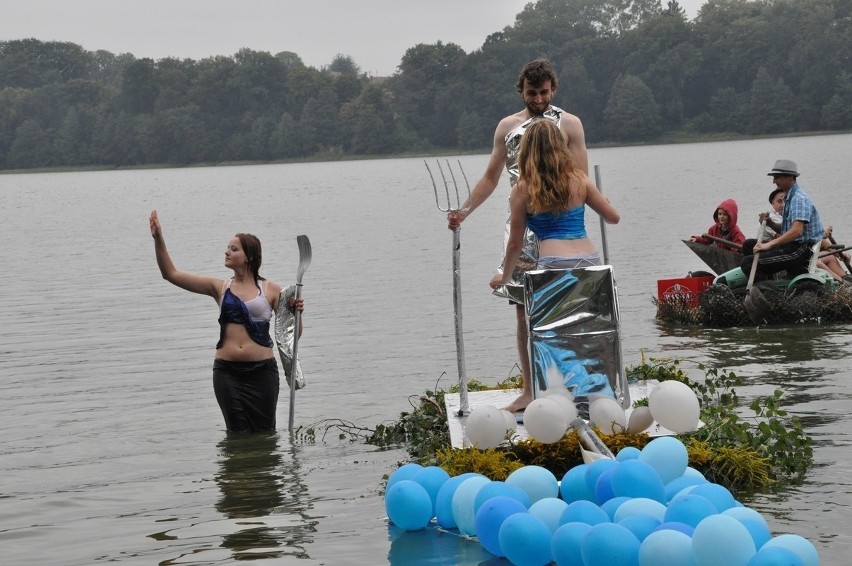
[1,0,705,77]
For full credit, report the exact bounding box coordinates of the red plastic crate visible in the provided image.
[657,276,714,307]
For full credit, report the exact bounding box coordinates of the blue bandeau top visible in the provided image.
[526,205,587,240]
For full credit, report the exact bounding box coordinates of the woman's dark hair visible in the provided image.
[235,233,265,283]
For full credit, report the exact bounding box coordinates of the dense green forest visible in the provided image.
[1,0,850,170]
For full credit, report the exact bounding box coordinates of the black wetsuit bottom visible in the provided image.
[213,358,279,432]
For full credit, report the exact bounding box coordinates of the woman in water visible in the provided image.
[150,209,303,432]
[490,119,620,412]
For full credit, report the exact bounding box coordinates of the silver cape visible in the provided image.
[274,284,305,390]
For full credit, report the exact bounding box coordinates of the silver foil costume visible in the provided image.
[275,284,305,390]
[493,106,564,304]
[524,266,628,417]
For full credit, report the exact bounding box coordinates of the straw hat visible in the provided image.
[767,159,799,177]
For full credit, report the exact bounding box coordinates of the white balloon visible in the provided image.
[523,397,569,443]
[588,396,628,434]
[500,409,518,436]
[547,394,579,423]
[627,406,654,434]
[465,405,506,449]
[648,381,700,433]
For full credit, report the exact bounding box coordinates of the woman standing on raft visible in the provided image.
[489,119,620,413]
[150,210,303,432]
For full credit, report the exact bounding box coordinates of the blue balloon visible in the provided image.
[639,436,689,483]
[594,468,616,503]
[639,529,696,565]
[529,497,569,533]
[412,466,450,516]
[611,459,666,503]
[664,494,718,527]
[561,464,597,503]
[474,496,527,557]
[451,475,491,536]
[434,472,479,529]
[552,522,593,566]
[506,465,559,504]
[498,512,553,566]
[385,480,433,531]
[560,499,611,526]
[747,546,805,566]
[618,514,661,541]
[665,475,709,502]
[692,514,756,566]
[617,446,641,461]
[655,521,695,537]
[585,459,619,500]
[722,506,768,527]
[473,480,531,516]
[387,463,423,491]
[582,522,641,566]
[614,497,667,523]
[762,534,820,566]
[689,483,737,512]
[602,496,632,520]
[739,517,772,550]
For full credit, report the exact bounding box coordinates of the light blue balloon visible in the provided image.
[639,529,697,566]
[385,479,433,531]
[434,472,479,529]
[683,467,706,479]
[689,483,737,512]
[594,468,616,504]
[617,446,641,461]
[582,522,641,566]
[722,506,770,532]
[387,462,423,491]
[692,514,757,566]
[529,497,568,533]
[747,546,806,566]
[473,480,530,516]
[560,499,611,526]
[665,475,709,502]
[640,436,689,483]
[762,534,820,566]
[412,466,450,516]
[474,495,527,557]
[499,512,553,566]
[615,497,667,522]
[602,496,632,520]
[506,465,559,504]
[739,517,772,551]
[553,522,593,566]
[656,521,695,537]
[451,475,491,535]
[561,464,596,503]
[611,459,666,503]
[665,494,719,527]
[618,514,661,541]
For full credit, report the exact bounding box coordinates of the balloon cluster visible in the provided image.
[384,436,820,566]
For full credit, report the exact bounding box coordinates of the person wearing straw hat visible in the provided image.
[446,59,589,414]
[149,209,304,432]
[740,159,824,281]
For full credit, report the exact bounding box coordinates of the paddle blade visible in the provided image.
[296,235,312,283]
[744,285,770,324]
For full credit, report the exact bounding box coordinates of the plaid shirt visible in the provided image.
[782,183,824,243]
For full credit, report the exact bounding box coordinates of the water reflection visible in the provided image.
[387,525,494,565]
[215,432,317,560]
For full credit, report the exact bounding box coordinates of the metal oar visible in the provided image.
[425,159,471,416]
[288,235,312,432]
[594,165,610,264]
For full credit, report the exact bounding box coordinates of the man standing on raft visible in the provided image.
[447,59,589,414]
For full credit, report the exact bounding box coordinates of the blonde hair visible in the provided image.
[517,119,579,214]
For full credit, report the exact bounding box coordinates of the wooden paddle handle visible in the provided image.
[700,233,744,250]
[746,220,768,292]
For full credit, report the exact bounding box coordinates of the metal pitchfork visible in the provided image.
[425,159,471,416]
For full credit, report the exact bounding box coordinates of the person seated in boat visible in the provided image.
[489,118,620,413]
[741,159,824,281]
[818,226,852,282]
[761,187,785,242]
[688,199,746,251]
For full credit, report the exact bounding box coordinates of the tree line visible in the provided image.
[1,0,850,171]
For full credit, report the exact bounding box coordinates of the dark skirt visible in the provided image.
[212,358,279,432]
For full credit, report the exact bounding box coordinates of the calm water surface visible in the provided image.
[1,134,851,565]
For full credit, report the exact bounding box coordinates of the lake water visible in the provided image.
[1,133,851,565]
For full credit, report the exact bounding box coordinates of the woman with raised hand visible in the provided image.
[150,209,303,432]
[489,119,620,413]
